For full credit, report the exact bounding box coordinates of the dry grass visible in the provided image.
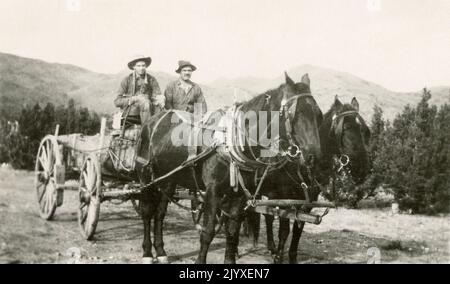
[0,168,448,263]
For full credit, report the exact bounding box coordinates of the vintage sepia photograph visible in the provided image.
[0,0,449,265]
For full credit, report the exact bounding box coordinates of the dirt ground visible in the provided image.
[0,168,448,264]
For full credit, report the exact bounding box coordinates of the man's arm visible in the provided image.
[114,77,131,108]
[195,88,207,115]
[148,75,165,108]
[164,83,174,110]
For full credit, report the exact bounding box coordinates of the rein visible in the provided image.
[230,92,315,170]
[324,109,368,199]
[225,91,319,206]
[137,90,321,212]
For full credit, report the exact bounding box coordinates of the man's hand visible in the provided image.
[154,95,166,108]
[129,95,147,105]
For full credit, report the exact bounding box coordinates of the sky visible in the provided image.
[0,0,449,92]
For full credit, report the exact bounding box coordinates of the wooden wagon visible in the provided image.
[34,113,335,241]
[34,117,207,240]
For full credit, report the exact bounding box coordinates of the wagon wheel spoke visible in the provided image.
[81,209,88,223]
[45,140,52,172]
[41,146,49,171]
[79,201,88,211]
[38,185,47,203]
[47,140,54,164]
[38,155,49,174]
[36,171,46,183]
[39,192,47,211]
[43,189,50,213]
[86,160,95,191]
[82,171,90,191]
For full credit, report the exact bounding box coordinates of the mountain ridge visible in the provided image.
[0,52,448,122]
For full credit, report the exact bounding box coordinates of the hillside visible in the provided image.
[210,65,445,121]
[1,52,448,122]
[0,52,109,119]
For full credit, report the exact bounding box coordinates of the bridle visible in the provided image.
[329,110,367,175]
[278,92,316,161]
[230,90,322,206]
[230,91,317,171]
[272,91,321,203]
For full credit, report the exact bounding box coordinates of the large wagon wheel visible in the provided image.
[78,154,102,240]
[191,199,223,235]
[34,135,62,220]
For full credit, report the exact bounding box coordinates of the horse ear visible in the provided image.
[284,72,295,86]
[351,97,360,112]
[301,73,310,86]
[334,95,343,108]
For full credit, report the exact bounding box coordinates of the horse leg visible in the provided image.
[288,220,305,264]
[141,195,156,262]
[223,194,246,264]
[265,214,276,255]
[246,211,260,248]
[153,183,174,264]
[274,217,290,264]
[195,184,220,264]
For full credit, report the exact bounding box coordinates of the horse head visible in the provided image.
[321,95,371,185]
[278,72,322,165]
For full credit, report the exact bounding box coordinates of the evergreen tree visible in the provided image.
[374,88,450,214]
[55,104,67,134]
[66,98,77,134]
[42,103,56,134]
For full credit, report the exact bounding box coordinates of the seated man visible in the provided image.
[164,60,207,116]
[114,55,165,126]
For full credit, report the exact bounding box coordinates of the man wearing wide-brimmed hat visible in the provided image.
[164,60,207,115]
[114,55,165,124]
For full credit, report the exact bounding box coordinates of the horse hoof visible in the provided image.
[195,259,206,264]
[273,255,283,264]
[142,257,154,264]
[157,256,169,264]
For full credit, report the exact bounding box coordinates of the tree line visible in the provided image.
[0,99,100,169]
[360,88,450,214]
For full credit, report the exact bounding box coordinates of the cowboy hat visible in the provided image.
[128,55,152,70]
[175,60,197,73]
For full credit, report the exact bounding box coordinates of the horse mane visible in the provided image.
[239,84,286,112]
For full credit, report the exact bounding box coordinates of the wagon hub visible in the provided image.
[79,189,91,204]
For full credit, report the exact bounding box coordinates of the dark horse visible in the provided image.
[249,95,371,263]
[134,72,323,263]
[316,95,371,193]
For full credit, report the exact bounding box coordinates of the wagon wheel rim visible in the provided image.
[78,155,101,240]
[34,135,61,220]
